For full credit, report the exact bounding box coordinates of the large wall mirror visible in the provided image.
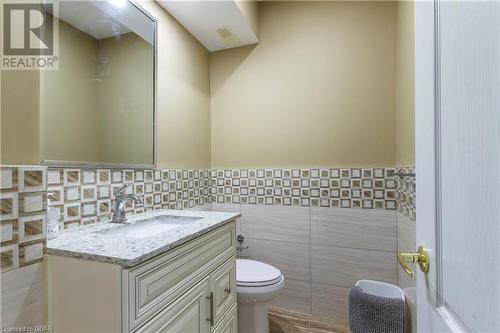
[41,0,156,167]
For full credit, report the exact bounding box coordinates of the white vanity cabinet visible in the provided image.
[46,221,237,333]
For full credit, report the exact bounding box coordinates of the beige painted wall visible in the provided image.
[97,32,154,165]
[41,20,101,163]
[396,1,415,166]
[1,2,211,169]
[1,70,40,164]
[141,1,211,169]
[210,1,397,168]
[235,1,259,37]
[42,22,154,165]
[395,1,416,295]
[2,1,409,170]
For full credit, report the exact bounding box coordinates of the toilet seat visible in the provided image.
[236,259,285,333]
[236,259,283,287]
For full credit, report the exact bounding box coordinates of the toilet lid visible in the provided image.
[236,259,283,287]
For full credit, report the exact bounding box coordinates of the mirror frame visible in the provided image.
[40,0,158,169]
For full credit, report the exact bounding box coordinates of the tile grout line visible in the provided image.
[244,236,398,254]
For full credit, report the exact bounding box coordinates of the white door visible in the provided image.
[415,0,500,332]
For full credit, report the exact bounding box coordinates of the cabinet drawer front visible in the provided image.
[210,256,237,327]
[135,277,211,333]
[126,222,236,331]
[213,303,237,333]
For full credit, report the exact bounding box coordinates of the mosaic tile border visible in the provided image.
[1,166,46,273]
[396,166,416,221]
[210,168,398,210]
[0,164,415,273]
[47,168,212,230]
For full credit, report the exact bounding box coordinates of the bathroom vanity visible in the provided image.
[45,210,240,333]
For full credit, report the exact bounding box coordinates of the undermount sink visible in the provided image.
[96,215,202,239]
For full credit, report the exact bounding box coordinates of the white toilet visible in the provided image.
[236,259,285,333]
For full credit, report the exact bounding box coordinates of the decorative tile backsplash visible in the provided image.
[211,168,398,210]
[47,168,212,230]
[0,164,415,273]
[1,166,47,273]
[396,166,416,221]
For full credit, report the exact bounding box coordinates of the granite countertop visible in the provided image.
[46,210,240,267]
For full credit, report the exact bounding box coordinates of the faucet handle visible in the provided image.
[116,184,129,196]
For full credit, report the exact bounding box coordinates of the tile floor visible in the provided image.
[269,307,350,333]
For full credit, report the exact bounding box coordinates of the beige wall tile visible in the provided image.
[0,263,43,328]
[311,208,397,251]
[186,203,213,211]
[311,283,351,325]
[397,212,416,288]
[241,205,310,243]
[398,264,416,290]
[397,212,416,252]
[311,245,397,288]
[271,278,311,314]
[212,203,241,213]
[243,238,310,281]
[211,204,242,234]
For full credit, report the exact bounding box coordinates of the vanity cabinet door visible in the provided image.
[210,256,237,328]
[213,304,237,333]
[135,277,211,333]
[125,222,236,331]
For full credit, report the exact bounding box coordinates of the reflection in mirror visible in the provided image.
[41,0,155,166]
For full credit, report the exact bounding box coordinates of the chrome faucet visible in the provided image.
[112,184,141,223]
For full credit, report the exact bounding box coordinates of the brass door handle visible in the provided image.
[397,245,429,277]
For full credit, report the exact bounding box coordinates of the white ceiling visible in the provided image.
[158,0,258,52]
[53,1,154,44]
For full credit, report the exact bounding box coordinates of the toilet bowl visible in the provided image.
[236,259,285,333]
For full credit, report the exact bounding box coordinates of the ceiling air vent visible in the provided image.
[216,27,241,47]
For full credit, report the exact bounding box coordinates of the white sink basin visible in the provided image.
[96,215,202,239]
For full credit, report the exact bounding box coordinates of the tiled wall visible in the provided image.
[1,165,405,272]
[0,166,213,273]
[46,168,212,229]
[202,166,416,325]
[1,166,47,273]
[0,164,415,327]
[210,168,399,210]
[193,166,405,325]
[396,166,416,221]
[395,166,417,289]
[1,263,44,327]
[197,203,397,325]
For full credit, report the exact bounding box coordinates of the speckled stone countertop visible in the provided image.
[46,210,240,267]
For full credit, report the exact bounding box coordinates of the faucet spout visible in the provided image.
[111,184,141,223]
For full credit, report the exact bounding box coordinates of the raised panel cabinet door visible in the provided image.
[210,256,237,327]
[135,277,211,333]
[213,304,237,333]
[126,222,236,330]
